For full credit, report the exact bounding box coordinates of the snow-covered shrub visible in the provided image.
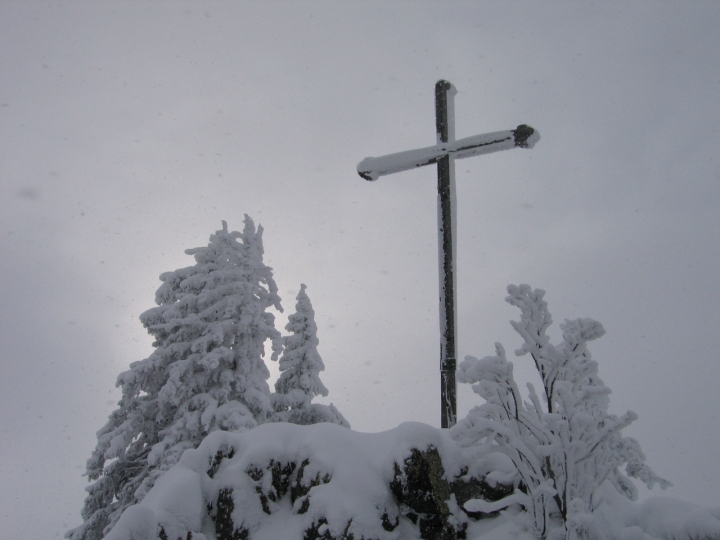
[271,284,349,427]
[68,217,285,540]
[452,285,671,539]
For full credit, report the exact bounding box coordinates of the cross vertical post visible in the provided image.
[435,80,458,428]
[356,80,540,429]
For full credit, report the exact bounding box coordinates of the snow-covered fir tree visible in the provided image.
[67,217,284,540]
[271,284,349,427]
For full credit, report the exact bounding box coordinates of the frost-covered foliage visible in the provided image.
[271,284,349,428]
[67,217,285,540]
[452,285,672,540]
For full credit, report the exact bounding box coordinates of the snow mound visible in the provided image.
[101,421,720,540]
[102,421,518,540]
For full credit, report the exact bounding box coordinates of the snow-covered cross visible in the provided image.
[357,80,540,428]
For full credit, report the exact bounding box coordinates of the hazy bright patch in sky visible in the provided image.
[1,2,720,538]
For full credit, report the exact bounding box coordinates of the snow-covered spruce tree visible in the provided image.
[271,284,349,427]
[452,285,671,540]
[67,217,283,540]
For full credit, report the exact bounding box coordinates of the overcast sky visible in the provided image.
[2,2,720,538]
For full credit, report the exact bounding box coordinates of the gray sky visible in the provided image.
[2,2,720,538]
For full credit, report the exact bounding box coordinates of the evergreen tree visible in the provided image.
[271,284,349,427]
[67,217,283,540]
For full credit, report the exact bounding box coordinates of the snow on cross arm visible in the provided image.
[356,125,540,181]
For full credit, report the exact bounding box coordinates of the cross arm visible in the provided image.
[357,125,539,181]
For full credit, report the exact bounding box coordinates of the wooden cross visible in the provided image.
[357,80,540,428]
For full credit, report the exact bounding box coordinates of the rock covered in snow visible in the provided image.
[101,421,516,540]
[95,420,720,540]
